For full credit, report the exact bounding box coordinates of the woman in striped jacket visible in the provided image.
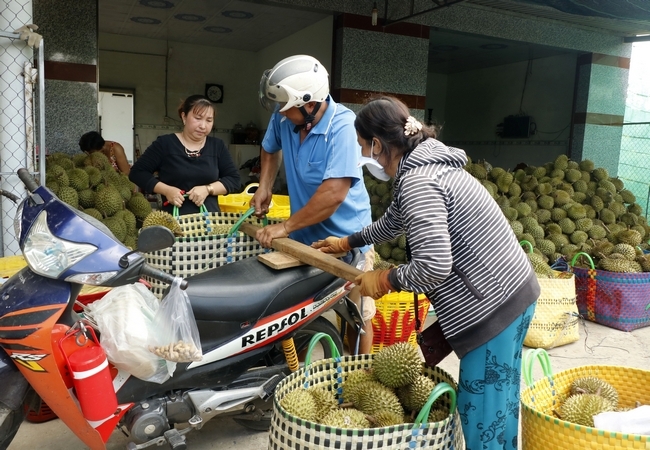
[313,96,539,450]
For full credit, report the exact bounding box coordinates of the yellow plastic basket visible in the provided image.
[340,291,430,354]
[521,349,650,449]
[218,183,290,219]
[0,255,27,278]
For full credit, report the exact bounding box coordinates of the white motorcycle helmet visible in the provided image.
[259,55,330,113]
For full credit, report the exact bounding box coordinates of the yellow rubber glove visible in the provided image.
[311,236,351,254]
[354,269,395,299]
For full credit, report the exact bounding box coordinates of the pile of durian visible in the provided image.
[554,376,622,427]
[364,174,406,267]
[279,343,450,429]
[45,151,152,249]
[465,155,650,273]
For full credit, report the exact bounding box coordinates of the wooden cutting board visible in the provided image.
[258,251,346,269]
[238,222,362,282]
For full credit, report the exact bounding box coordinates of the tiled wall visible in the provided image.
[332,14,429,120]
[33,0,98,155]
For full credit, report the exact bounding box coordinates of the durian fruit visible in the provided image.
[142,210,183,236]
[570,377,619,408]
[342,369,376,404]
[95,185,124,217]
[127,192,153,221]
[374,251,395,270]
[67,167,90,191]
[428,408,450,423]
[86,151,113,171]
[372,342,422,388]
[103,215,127,242]
[610,243,637,260]
[207,224,236,236]
[354,380,404,417]
[368,409,404,427]
[307,386,338,421]
[558,393,615,427]
[598,254,642,273]
[526,252,556,278]
[58,186,79,208]
[397,375,436,413]
[616,229,643,247]
[279,389,318,422]
[320,408,370,429]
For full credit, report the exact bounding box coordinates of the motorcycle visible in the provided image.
[0,168,365,450]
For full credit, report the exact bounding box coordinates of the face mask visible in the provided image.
[358,141,391,181]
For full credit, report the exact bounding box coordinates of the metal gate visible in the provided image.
[619,122,650,220]
[0,21,45,256]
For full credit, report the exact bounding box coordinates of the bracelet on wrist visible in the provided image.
[206,184,213,195]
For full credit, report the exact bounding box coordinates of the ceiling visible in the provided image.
[98,0,647,75]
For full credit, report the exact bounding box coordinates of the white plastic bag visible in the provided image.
[593,405,650,435]
[86,283,170,384]
[148,277,202,365]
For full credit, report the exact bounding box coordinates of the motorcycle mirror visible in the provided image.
[119,226,175,269]
[136,226,175,252]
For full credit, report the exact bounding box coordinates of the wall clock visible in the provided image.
[205,83,224,103]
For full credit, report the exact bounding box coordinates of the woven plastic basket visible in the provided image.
[219,183,290,219]
[521,348,650,450]
[268,333,464,450]
[570,252,650,332]
[144,207,280,298]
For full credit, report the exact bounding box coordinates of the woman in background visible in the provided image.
[79,131,131,174]
[129,95,240,215]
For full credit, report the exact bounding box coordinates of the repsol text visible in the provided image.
[241,307,308,347]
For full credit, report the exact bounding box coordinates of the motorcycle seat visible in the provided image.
[184,256,339,323]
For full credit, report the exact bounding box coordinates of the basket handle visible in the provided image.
[227,207,269,237]
[522,348,554,388]
[303,332,341,367]
[172,200,209,218]
[244,183,259,195]
[569,251,595,270]
[413,382,457,426]
[519,240,533,254]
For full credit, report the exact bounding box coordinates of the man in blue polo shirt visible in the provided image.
[252,54,374,354]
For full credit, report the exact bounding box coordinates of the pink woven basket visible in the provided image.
[571,252,650,332]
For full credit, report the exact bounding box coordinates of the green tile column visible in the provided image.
[570,53,630,176]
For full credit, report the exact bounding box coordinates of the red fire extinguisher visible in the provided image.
[60,323,117,422]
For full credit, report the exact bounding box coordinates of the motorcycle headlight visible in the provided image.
[23,210,97,278]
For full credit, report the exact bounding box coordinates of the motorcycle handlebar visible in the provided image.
[140,263,188,290]
[18,168,39,193]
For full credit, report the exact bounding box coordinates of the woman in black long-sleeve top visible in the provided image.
[129,95,240,215]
